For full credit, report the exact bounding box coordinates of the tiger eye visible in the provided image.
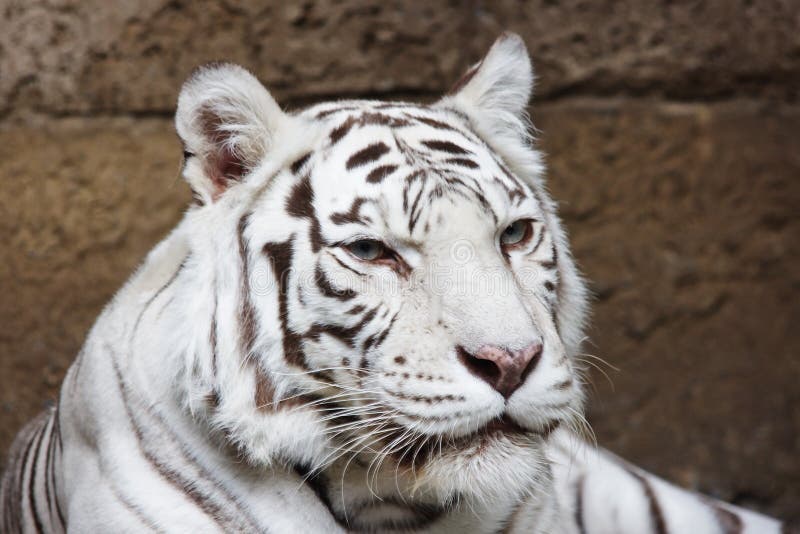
[501,220,530,247]
[346,239,386,261]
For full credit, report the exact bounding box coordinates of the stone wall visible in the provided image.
[1,0,798,523]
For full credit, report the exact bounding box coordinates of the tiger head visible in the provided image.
[172,33,588,508]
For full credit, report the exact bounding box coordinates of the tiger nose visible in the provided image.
[457,342,543,399]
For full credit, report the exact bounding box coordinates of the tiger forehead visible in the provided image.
[294,102,533,224]
[314,103,480,151]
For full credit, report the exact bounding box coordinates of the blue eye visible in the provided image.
[501,220,532,247]
[346,239,386,261]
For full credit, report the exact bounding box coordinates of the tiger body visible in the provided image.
[1,34,788,533]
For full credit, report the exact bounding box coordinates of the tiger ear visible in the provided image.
[175,63,288,203]
[439,32,534,143]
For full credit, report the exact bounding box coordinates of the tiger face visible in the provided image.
[175,34,588,507]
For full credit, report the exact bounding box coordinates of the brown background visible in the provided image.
[1,0,798,524]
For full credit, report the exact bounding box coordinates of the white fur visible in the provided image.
[0,33,785,534]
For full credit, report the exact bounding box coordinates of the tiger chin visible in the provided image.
[1,33,789,534]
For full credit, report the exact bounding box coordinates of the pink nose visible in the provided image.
[457,342,543,399]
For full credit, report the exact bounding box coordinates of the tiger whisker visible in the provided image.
[365,423,418,497]
[574,356,616,390]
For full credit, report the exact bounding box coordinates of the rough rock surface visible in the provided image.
[2,0,798,117]
[1,0,798,525]
[539,101,800,521]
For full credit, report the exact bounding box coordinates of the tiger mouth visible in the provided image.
[482,413,527,436]
[452,414,561,447]
[385,415,561,467]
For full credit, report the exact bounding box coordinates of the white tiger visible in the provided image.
[1,33,790,534]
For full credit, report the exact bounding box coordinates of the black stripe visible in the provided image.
[111,484,166,533]
[373,102,420,110]
[263,239,307,369]
[286,174,315,220]
[346,142,390,170]
[357,112,411,128]
[2,418,35,533]
[329,116,356,144]
[51,402,66,527]
[492,176,526,204]
[452,179,499,225]
[307,307,379,348]
[632,471,668,534]
[538,242,558,269]
[574,476,587,534]
[315,263,355,301]
[405,114,461,133]
[292,464,343,527]
[444,157,478,169]
[330,197,371,226]
[130,255,188,345]
[43,413,59,530]
[329,252,366,277]
[210,287,219,378]
[550,307,561,336]
[366,164,398,183]
[362,312,398,352]
[421,140,471,155]
[110,348,262,532]
[707,501,743,534]
[285,174,324,252]
[530,227,546,255]
[407,185,425,233]
[493,154,527,193]
[10,420,39,533]
[237,214,258,359]
[53,400,62,451]
[331,112,410,145]
[315,105,360,119]
[442,175,466,189]
[26,418,48,533]
[290,152,311,174]
[402,170,424,212]
[68,349,86,397]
